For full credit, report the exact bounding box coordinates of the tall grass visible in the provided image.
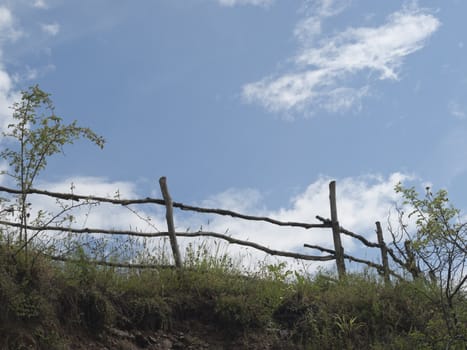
[0,235,466,349]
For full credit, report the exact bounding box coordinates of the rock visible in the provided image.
[160,338,173,350]
[108,327,135,340]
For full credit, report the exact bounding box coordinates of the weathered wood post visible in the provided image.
[376,221,390,283]
[329,181,346,279]
[159,176,182,269]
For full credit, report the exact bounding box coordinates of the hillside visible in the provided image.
[1,241,466,350]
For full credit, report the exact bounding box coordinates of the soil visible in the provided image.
[65,322,296,350]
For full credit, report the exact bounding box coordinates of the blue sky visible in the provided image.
[0,0,466,270]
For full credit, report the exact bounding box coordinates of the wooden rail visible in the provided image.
[0,179,399,280]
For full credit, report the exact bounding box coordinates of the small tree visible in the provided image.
[389,183,467,344]
[0,85,105,251]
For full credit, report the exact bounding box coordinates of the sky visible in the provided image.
[0,0,466,272]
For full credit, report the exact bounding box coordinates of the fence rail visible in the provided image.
[0,178,403,281]
[0,185,328,229]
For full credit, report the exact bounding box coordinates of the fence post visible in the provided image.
[329,181,346,279]
[159,176,182,269]
[376,221,390,283]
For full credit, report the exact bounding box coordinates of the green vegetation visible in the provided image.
[0,241,466,349]
[0,86,466,349]
[390,183,467,344]
[0,85,105,254]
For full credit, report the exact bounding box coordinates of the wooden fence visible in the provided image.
[0,177,405,281]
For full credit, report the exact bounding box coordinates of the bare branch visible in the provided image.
[0,185,328,229]
[304,243,403,280]
[48,254,173,269]
[0,220,335,262]
[340,227,380,248]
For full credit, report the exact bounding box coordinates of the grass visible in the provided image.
[0,238,466,349]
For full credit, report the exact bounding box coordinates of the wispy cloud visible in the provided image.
[33,0,48,9]
[0,6,22,41]
[294,0,349,43]
[41,22,60,36]
[217,0,274,7]
[0,6,61,135]
[0,70,17,132]
[243,3,440,116]
[0,6,21,133]
[448,100,466,120]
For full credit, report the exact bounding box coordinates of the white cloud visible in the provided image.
[201,188,263,213]
[448,100,466,120]
[0,7,59,137]
[41,22,60,36]
[243,4,440,115]
[13,177,167,262]
[294,16,322,43]
[26,177,165,243]
[33,0,48,9]
[0,6,22,41]
[217,0,274,6]
[179,172,412,271]
[0,7,13,30]
[295,8,440,79]
[294,0,349,42]
[16,173,413,273]
[12,64,56,84]
[40,176,138,199]
[0,70,18,133]
[0,7,22,134]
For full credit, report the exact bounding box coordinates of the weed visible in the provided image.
[0,238,465,348]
